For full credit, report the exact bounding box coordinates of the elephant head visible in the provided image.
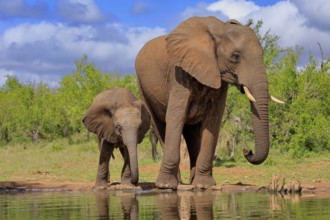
[83,89,150,184]
[166,17,283,165]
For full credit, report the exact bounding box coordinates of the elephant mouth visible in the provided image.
[220,70,237,84]
[220,70,256,101]
[220,76,245,94]
[220,70,244,94]
[238,84,245,94]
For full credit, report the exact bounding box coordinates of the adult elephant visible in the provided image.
[82,88,150,188]
[135,16,283,189]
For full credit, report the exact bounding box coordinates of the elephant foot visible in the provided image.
[121,177,135,186]
[94,180,110,190]
[192,175,216,190]
[109,183,141,190]
[156,172,178,189]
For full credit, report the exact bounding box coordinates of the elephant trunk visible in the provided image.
[243,80,269,165]
[125,133,139,185]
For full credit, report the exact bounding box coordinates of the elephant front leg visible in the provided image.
[156,88,190,189]
[95,139,114,189]
[191,127,218,189]
[193,85,228,189]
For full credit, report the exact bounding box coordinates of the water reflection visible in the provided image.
[270,192,302,211]
[177,191,215,219]
[96,191,138,220]
[1,190,330,219]
[93,190,330,220]
[95,190,217,220]
[155,191,216,219]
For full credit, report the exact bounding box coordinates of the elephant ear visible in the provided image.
[166,16,225,89]
[82,102,116,142]
[132,100,151,144]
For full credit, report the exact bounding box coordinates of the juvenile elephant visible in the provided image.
[82,87,150,188]
[135,16,283,189]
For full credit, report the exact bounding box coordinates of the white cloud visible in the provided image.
[2,22,93,47]
[249,1,305,47]
[181,3,221,20]
[247,1,329,63]
[181,0,330,65]
[0,21,166,84]
[57,0,104,23]
[207,0,260,20]
[291,0,330,31]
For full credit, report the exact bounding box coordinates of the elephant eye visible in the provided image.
[231,52,240,63]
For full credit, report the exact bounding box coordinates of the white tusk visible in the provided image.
[243,86,256,103]
[270,95,285,104]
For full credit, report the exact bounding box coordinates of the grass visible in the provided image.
[212,151,330,186]
[0,134,158,183]
[0,134,329,187]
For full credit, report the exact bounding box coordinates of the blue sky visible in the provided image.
[0,0,329,85]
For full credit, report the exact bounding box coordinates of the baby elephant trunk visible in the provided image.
[128,145,139,184]
[125,133,139,185]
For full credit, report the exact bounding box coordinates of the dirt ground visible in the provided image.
[1,179,330,198]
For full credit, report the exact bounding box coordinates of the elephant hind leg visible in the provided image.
[183,123,202,184]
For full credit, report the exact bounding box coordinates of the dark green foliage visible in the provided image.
[270,55,330,157]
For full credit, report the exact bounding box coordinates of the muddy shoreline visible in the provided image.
[1,181,330,198]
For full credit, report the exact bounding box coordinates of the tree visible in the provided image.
[273,56,330,156]
[57,55,110,136]
[0,77,33,143]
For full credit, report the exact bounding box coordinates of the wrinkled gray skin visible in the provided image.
[83,88,150,188]
[135,16,270,189]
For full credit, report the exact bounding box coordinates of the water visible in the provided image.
[1,190,330,219]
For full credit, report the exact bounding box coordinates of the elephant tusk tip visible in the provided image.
[270,95,285,104]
